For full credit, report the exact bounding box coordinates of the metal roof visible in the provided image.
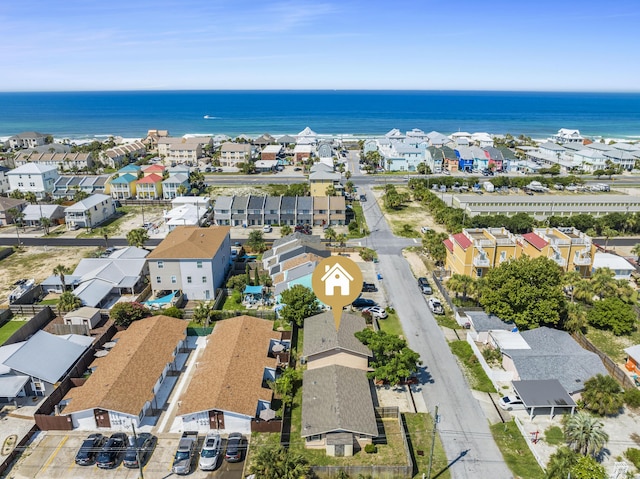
[512,379,576,408]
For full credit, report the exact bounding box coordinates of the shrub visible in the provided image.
[359,247,377,262]
[361,310,372,324]
[162,306,183,319]
[482,347,502,365]
[625,389,640,409]
[364,443,377,454]
[624,448,640,469]
[110,301,151,327]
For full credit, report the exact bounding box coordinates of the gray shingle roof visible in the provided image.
[301,364,378,438]
[465,311,513,333]
[303,311,371,358]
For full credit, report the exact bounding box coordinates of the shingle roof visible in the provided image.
[303,311,371,359]
[301,365,378,437]
[178,315,279,417]
[62,315,186,415]
[147,226,230,260]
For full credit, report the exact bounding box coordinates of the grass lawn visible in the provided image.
[222,293,244,310]
[584,326,638,363]
[0,320,28,345]
[378,311,405,338]
[435,310,460,330]
[347,201,368,239]
[37,299,58,305]
[490,421,545,479]
[448,340,496,393]
[403,413,450,479]
[543,426,564,446]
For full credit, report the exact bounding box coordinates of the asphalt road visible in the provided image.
[357,183,512,479]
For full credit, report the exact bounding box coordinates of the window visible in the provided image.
[476,268,483,278]
[202,276,207,283]
[187,276,192,284]
[17,182,23,187]
[157,261,164,269]
[171,275,177,284]
[196,261,202,268]
[156,276,161,283]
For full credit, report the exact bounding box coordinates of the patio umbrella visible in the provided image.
[259,408,276,421]
[272,343,285,353]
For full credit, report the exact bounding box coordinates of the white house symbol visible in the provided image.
[320,263,354,296]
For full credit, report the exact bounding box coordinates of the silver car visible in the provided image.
[199,432,222,471]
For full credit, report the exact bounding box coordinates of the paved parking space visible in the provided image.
[10,431,246,479]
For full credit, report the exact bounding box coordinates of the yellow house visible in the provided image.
[309,167,341,197]
[108,173,138,199]
[135,173,163,199]
[444,228,518,277]
[444,227,595,278]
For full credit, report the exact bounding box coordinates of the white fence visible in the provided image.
[513,416,547,470]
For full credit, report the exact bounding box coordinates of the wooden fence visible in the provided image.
[4,307,55,345]
[251,419,282,433]
[572,331,636,390]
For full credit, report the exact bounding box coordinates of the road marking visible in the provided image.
[40,435,68,475]
[413,238,418,243]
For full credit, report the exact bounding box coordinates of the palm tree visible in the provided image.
[590,267,617,300]
[544,446,579,479]
[564,411,609,457]
[324,227,337,245]
[281,224,292,237]
[249,444,310,479]
[564,302,587,333]
[601,226,616,251]
[581,373,623,416]
[7,207,24,245]
[126,228,149,247]
[447,274,476,302]
[572,278,594,304]
[561,270,583,303]
[632,242,640,265]
[345,170,352,180]
[53,264,71,291]
[57,291,82,313]
[193,302,214,327]
[24,192,37,204]
[176,184,188,197]
[96,227,109,249]
[40,217,52,235]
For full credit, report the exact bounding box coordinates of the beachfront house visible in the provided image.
[99,141,147,169]
[8,132,50,150]
[108,173,137,199]
[64,194,117,230]
[8,163,59,200]
[220,142,251,167]
[158,137,209,164]
[147,226,231,301]
[135,173,163,199]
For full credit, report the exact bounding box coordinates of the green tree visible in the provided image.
[325,185,337,196]
[7,207,24,245]
[586,297,636,336]
[126,228,149,247]
[354,329,422,385]
[564,302,588,333]
[545,446,579,479]
[249,444,311,479]
[53,264,71,291]
[447,274,477,302]
[564,412,609,457]
[226,274,248,293]
[281,224,293,237]
[570,455,607,479]
[162,306,184,319]
[247,230,267,253]
[40,217,52,235]
[581,373,623,416]
[479,256,567,330]
[24,191,37,204]
[57,291,82,313]
[590,267,617,300]
[632,243,640,264]
[192,301,214,326]
[271,367,302,408]
[324,227,337,245]
[110,301,151,327]
[279,285,318,327]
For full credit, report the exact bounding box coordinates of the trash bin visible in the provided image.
[377,273,382,280]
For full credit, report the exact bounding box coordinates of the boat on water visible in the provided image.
[203,115,216,119]
[8,279,36,304]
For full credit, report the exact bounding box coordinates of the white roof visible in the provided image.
[65,194,110,212]
[592,252,634,272]
[489,330,530,350]
[262,145,282,153]
[171,196,210,208]
[22,204,62,221]
[297,127,317,137]
[624,344,640,361]
[9,163,58,175]
[63,306,101,320]
[255,160,278,168]
[109,246,149,259]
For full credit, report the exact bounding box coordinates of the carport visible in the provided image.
[512,379,577,421]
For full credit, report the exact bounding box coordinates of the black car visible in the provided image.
[362,282,378,293]
[75,433,105,466]
[352,297,376,309]
[96,433,127,469]
[225,433,245,462]
[123,433,155,469]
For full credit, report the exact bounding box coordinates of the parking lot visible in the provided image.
[10,431,246,479]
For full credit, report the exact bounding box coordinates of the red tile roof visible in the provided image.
[453,233,472,250]
[522,232,548,250]
[143,164,166,173]
[136,173,163,184]
[443,239,453,253]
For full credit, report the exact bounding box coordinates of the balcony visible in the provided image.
[473,255,490,267]
[551,255,567,267]
[573,254,592,266]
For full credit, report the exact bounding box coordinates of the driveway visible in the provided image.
[356,183,512,479]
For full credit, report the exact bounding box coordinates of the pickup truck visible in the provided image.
[428,298,445,315]
[172,431,198,475]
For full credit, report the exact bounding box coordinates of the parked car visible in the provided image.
[199,431,222,471]
[361,282,378,293]
[204,166,212,172]
[362,306,388,319]
[123,433,155,469]
[352,297,377,310]
[294,167,302,171]
[225,433,245,462]
[262,225,272,233]
[417,277,433,295]
[420,226,431,234]
[498,395,525,411]
[75,433,105,466]
[172,431,198,475]
[427,298,445,315]
[96,433,127,469]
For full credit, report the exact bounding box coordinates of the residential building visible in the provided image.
[177,315,286,433]
[309,168,341,196]
[0,330,92,401]
[444,228,519,277]
[317,141,333,159]
[454,146,474,172]
[21,204,65,227]
[247,195,266,226]
[297,127,318,145]
[13,151,94,171]
[8,131,49,150]
[162,173,190,199]
[135,173,163,199]
[99,141,146,168]
[52,175,109,199]
[64,194,116,230]
[164,204,208,231]
[108,173,138,199]
[592,252,635,280]
[158,137,209,164]
[253,133,276,148]
[261,144,282,161]
[0,166,10,194]
[219,142,251,167]
[280,196,296,226]
[452,194,640,219]
[264,196,281,225]
[231,196,249,226]
[213,196,233,226]
[519,227,596,276]
[293,144,313,162]
[552,128,584,144]
[147,226,231,301]
[296,197,313,225]
[426,131,450,147]
[60,315,187,429]
[8,163,59,199]
[0,197,27,225]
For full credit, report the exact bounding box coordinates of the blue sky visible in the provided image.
[2,0,639,91]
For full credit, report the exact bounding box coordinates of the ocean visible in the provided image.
[0,90,639,141]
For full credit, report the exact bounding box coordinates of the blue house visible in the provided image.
[455,146,474,172]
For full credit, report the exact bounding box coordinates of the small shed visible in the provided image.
[512,379,576,420]
[63,307,102,329]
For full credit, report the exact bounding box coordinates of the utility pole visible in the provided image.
[131,422,144,479]
[427,405,439,479]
